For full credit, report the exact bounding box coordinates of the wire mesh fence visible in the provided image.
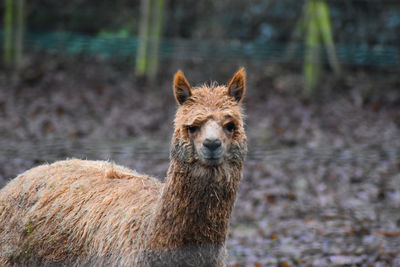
[6,31,397,66]
[1,0,400,66]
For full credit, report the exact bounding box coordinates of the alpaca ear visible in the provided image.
[227,68,246,103]
[173,70,192,105]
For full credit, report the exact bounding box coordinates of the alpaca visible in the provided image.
[0,69,247,267]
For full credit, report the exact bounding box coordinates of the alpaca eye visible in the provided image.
[224,122,236,132]
[187,125,199,134]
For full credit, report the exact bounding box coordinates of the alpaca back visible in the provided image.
[0,159,161,265]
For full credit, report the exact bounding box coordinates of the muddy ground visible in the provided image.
[1,56,400,266]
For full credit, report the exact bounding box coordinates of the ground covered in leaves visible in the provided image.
[1,57,400,266]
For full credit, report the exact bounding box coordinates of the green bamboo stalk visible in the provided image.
[15,0,25,70]
[136,0,151,76]
[147,0,164,78]
[3,0,14,66]
[301,0,341,97]
[304,0,321,97]
[316,0,341,75]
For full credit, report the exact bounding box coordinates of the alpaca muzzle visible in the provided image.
[200,138,224,165]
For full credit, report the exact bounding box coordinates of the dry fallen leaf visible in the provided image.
[376,231,400,237]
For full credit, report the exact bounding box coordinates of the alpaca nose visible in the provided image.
[203,138,222,152]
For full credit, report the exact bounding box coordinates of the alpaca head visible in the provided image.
[171,69,247,168]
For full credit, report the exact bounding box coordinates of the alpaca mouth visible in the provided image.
[201,152,224,166]
[203,157,222,166]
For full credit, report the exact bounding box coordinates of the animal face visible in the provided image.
[172,69,247,167]
[187,113,239,166]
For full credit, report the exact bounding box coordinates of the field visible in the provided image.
[1,57,400,266]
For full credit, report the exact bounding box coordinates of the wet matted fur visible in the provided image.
[0,69,248,267]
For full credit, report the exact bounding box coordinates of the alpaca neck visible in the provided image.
[146,159,242,250]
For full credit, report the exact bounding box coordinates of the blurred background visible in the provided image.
[1,0,400,265]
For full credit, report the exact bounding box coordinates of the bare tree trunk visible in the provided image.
[3,0,14,66]
[147,0,164,79]
[15,0,25,70]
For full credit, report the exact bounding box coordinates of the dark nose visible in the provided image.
[203,139,222,151]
